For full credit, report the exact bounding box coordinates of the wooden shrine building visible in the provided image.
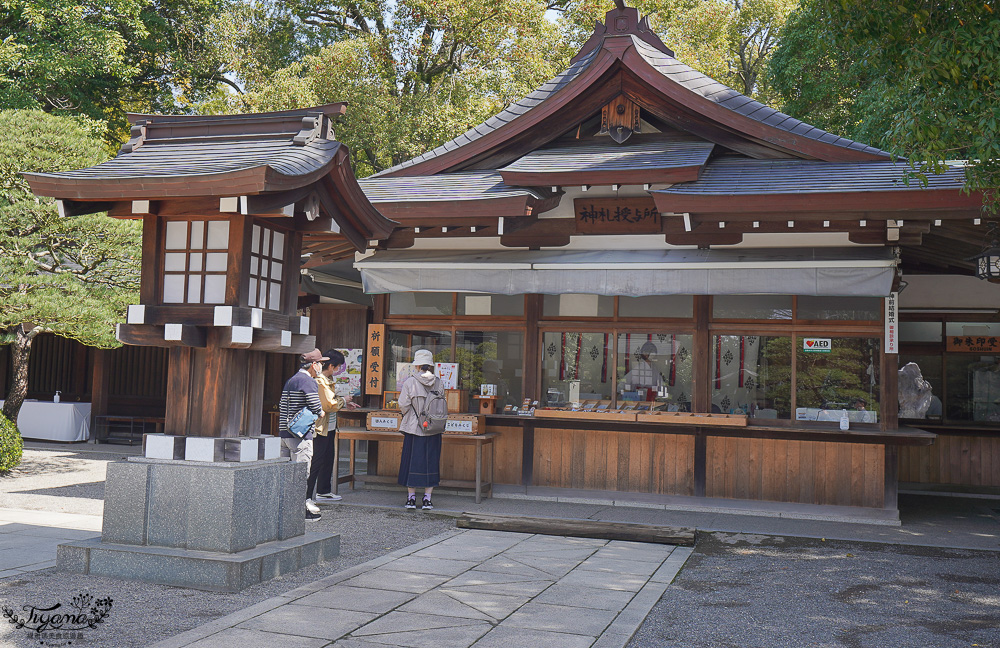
[330,4,994,519]
[7,5,999,519]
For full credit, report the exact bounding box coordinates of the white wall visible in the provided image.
[900,274,1000,310]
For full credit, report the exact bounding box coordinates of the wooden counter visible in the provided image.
[337,409,936,511]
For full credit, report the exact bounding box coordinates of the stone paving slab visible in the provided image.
[150,528,692,648]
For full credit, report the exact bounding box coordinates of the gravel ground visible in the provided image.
[628,532,1000,648]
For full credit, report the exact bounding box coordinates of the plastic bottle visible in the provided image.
[839,410,849,431]
[54,390,61,403]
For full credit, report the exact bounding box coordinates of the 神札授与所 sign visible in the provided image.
[574,198,660,234]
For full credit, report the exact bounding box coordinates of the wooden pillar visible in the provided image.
[884,444,898,510]
[693,431,706,497]
[692,296,711,413]
[524,294,542,402]
[882,352,899,431]
[165,347,193,436]
[90,348,110,428]
[242,350,266,437]
[139,214,161,304]
[521,420,535,487]
[226,213,251,306]
[72,342,88,400]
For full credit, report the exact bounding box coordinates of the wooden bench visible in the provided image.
[335,429,497,503]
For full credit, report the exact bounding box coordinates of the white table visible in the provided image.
[0,400,92,441]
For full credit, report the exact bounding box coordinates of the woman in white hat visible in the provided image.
[397,349,444,510]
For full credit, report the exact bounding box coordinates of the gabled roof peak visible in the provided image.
[571,5,673,64]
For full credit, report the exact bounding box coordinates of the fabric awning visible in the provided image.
[356,247,896,297]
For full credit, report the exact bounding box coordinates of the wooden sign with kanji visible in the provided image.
[365,324,386,395]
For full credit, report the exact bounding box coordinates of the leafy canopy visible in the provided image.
[768,0,1000,204]
[0,110,141,348]
[1,0,235,147]
[215,0,570,176]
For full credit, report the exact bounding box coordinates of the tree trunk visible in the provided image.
[2,325,40,423]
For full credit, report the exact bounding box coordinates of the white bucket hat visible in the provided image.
[412,349,434,366]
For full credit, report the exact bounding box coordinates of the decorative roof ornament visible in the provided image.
[571,2,674,65]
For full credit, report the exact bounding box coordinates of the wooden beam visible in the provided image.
[116,323,207,348]
[456,513,695,546]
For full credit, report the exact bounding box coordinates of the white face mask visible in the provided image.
[421,370,434,378]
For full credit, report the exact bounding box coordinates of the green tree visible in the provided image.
[1,0,236,146]
[0,110,141,423]
[211,0,570,176]
[768,0,1000,205]
[554,0,796,101]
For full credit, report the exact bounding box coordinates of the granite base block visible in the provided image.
[57,533,339,593]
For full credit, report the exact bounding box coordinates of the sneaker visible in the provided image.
[405,495,417,509]
[306,510,322,520]
[315,492,342,502]
[305,499,320,514]
[421,498,433,510]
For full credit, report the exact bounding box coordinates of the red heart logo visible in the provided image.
[806,340,814,347]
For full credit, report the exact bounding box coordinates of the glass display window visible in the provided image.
[898,354,943,419]
[797,296,881,321]
[389,292,454,316]
[618,295,693,319]
[945,354,1000,422]
[615,333,693,411]
[542,332,614,406]
[384,330,452,391]
[711,335,792,419]
[713,295,792,320]
[542,294,614,318]
[456,294,524,317]
[900,321,943,343]
[456,331,524,409]
[795,337,881,424]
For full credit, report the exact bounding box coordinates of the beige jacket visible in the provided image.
[314,374,345,436]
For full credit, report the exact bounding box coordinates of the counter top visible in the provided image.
[338,408,935,445]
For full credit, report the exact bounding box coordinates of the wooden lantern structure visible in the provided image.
[25,104,395,439]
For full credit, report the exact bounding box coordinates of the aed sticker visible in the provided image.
[802,338,832,353]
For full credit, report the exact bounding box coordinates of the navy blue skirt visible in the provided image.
[398,433,442,488]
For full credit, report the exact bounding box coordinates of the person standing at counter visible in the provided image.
[397,349,445,510]
[619,341,664,398]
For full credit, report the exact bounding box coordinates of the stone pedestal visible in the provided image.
[57,450,338,592]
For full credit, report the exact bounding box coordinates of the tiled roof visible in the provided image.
[630,37,892,159]
[360,171,547,202]
[500,135,714,176]
[654,158,967,195]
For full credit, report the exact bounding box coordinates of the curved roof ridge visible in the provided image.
[629,37,892,160]
[373,46,603,177]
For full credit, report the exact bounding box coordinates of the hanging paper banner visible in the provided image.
[738,337,746,387]
[601,333,609,383]
[715,336,722,389]
[885,292,898,354]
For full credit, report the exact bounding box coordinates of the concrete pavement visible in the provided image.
[150,528,693,648]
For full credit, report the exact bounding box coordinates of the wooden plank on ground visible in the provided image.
[456,513,695,546]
